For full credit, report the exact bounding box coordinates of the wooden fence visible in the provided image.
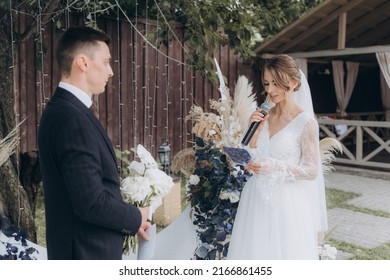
[13,13,255,162]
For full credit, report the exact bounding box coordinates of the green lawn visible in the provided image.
[325,188,390,260]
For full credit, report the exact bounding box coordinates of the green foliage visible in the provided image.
[3,0,324,82]
[150,0,273,81]
[70,0,115,28]
[115,147,136,178]
[116,0,324,81]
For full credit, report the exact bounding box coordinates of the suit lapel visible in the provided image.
[53,88,118,165]
[86,109,118,165]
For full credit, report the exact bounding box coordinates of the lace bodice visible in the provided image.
[248,112,320,181]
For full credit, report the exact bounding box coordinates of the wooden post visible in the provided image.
[338,12,347,49]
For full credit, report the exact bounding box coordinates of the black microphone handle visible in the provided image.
[241,121,260,146]
[241,106,269,146]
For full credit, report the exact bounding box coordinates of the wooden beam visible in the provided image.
[338,12,347,49]
[274,0,365,53]
[254,0,335,53]
[259,45,390,59]
[255,0,366,54]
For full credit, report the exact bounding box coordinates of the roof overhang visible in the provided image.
[255,0,390,65]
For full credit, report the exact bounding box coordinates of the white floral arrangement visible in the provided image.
[175,59,258,259]
[185,70,257,149]
[120,144,174,255]
[319,243,337,260]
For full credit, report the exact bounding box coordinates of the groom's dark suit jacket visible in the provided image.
[38,87,141,259]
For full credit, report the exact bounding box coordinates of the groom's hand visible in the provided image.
[137,207,152,240]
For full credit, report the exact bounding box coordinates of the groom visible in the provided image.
[38,26,151,259]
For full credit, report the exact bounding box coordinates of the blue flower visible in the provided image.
[1,226,39,260]
[187,137,252,260]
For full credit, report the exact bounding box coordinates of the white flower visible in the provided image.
[319,244,337,260]
[136,144,158,168]
[128,161,145,175]
[120,144,174,255]
[231,166,241,177]
[208,129,216,136]
[121,145,174,207]
[219,190,229,200]
[121,176,151,203]
[228,192,240,203]
[219,189,240,203]
[144,168,174,196]
[189,174,200,185]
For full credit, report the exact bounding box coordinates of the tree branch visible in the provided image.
[17,0,62,42]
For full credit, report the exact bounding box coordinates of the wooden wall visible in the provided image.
[13,13,255,162]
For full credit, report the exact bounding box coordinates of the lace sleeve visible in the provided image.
[259,118,320,181]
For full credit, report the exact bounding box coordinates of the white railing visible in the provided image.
[317,118,390,170]
[317,111,386,121]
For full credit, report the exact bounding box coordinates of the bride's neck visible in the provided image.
[273,102,292,117]
[272,101,302,120]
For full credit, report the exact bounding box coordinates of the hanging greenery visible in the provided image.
[2,0,323,82]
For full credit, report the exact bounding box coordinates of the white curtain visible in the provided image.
[376,52,390,121]
[295,58,308,77]
[332,60,359,117]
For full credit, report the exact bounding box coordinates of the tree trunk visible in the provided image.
[0,22,36,242]
[20,151,42,216]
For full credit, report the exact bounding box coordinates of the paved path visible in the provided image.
[324,167,390,259]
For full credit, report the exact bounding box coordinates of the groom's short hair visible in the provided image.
[56,26,111,77]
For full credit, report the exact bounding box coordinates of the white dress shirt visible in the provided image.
[58,82,93,108]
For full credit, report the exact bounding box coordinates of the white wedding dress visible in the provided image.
[227,112,326,260]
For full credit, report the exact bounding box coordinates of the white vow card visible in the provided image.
[137,223,156,260]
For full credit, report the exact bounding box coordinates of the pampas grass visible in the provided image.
[319,137,343,174]
[0,122,24,167]
[185,106,223,143]
[174,61,258,179]
[232,76,257,131]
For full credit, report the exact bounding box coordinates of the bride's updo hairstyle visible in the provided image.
[261,54,301,93]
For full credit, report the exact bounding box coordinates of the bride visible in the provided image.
[152,54,328,260]
[227,54,327,259]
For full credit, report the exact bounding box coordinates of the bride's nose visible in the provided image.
[267,83,275,94]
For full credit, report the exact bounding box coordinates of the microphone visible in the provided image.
[241,102,271,146]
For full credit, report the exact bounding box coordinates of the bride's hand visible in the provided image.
[245,161,261,174]
[247,109,269,147]
[250,108,269,131]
